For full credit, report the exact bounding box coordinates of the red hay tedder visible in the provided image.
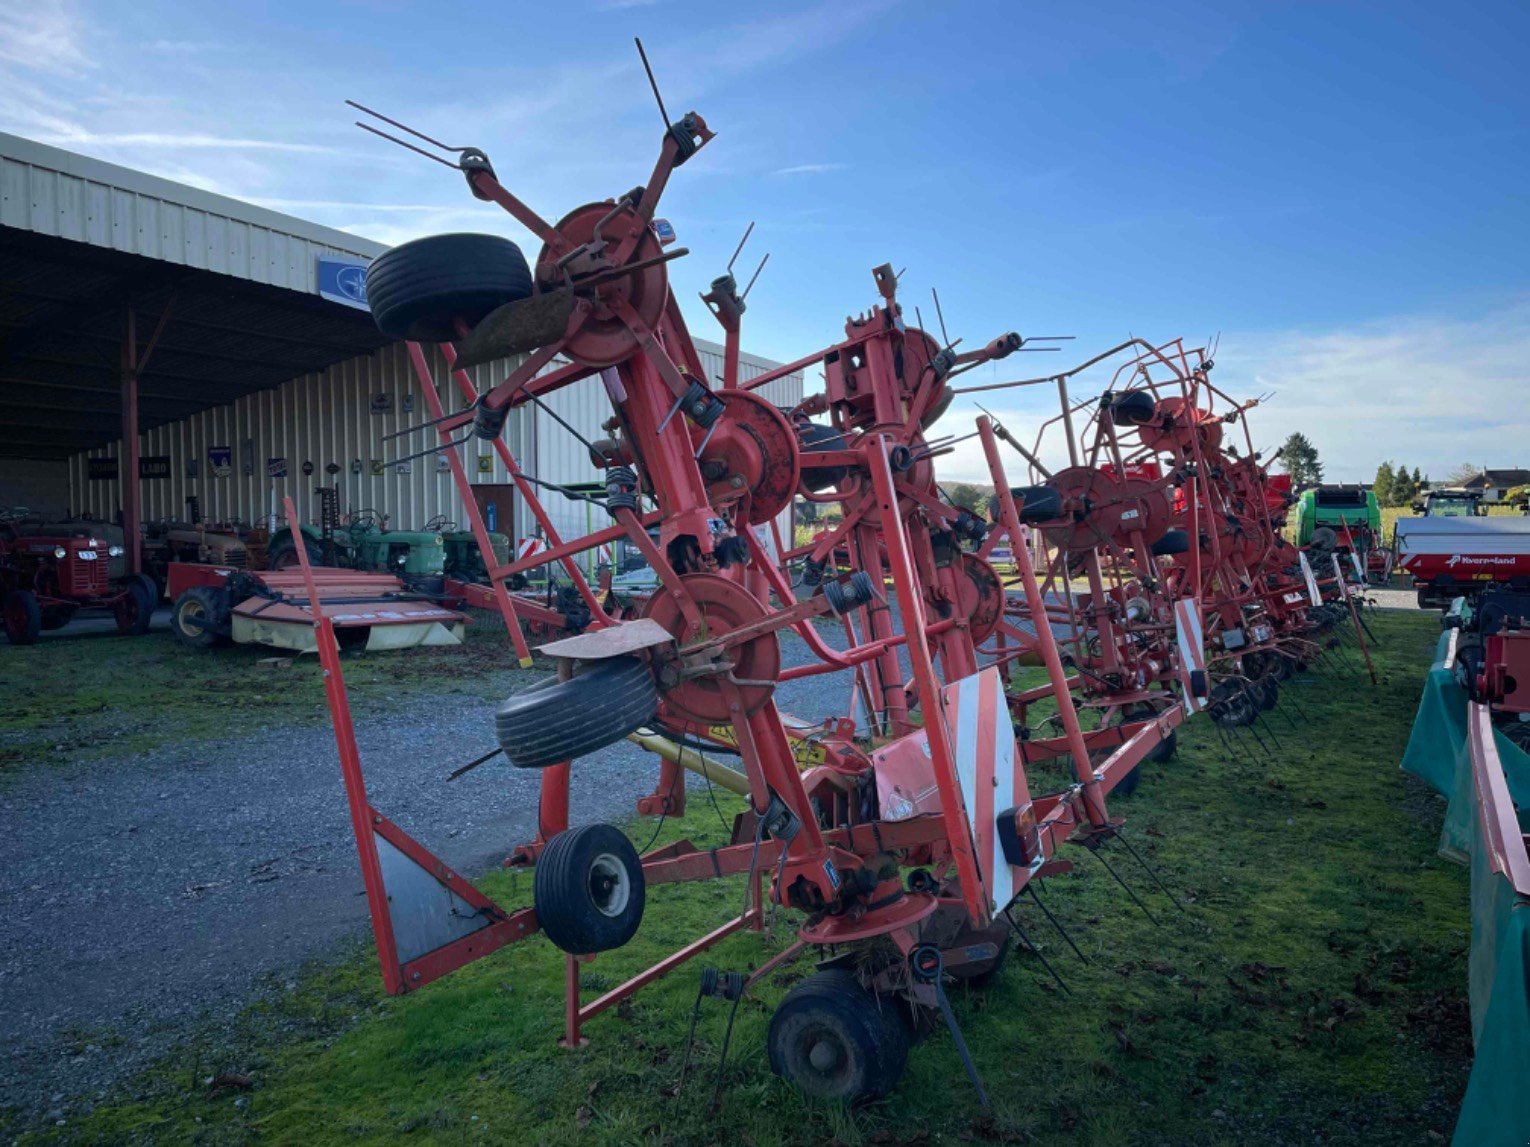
[284,50,1377,1105]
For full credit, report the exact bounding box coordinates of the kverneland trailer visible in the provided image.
[1395,515,1530,609]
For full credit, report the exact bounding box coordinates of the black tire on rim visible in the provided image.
[3,589,41,645]
[495,656,659,769]
[268,538,325,571]
[40,605,76,631]
[533,823,645,954]
[171,587,228,649]
[114,582,154,636]
[767,969,911,1103]
[1150,529,1191,557]
[364,233,534,343]
[130,572,160,605]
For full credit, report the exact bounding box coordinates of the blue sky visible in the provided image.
[3,0,1526,483]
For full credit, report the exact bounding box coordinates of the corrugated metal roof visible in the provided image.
[0,133,391,460]
[0,131,383,292]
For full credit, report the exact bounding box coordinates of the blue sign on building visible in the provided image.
[318,257,370,311]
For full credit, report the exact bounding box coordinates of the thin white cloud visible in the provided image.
[32,131,341,154]
[0,3,91,75]
[916,303,1530,487]
[1226,301,1530,483]
[772,162,848,176]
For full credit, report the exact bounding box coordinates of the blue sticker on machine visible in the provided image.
[318,257,370,311]
[822,859,840,889]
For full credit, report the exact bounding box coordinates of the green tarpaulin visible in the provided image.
[1401,630,1530,1146]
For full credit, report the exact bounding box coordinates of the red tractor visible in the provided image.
[0,520,156,645]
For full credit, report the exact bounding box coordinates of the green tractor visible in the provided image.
[266,489,448,590]
[430,515,511,583]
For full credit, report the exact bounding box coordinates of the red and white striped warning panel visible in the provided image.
[1174,596,1207,715]
[516,537,547,561]
[1298,551,1321,606]
[946,667,1033,914]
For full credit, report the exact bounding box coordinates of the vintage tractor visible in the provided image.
[265,487,448,591]
[433,514,512,582]
[0,518,155,645]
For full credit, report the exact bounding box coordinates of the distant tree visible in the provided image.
[1445,462,1479,486]
[945,483,989,514]
[1391,465,1418,507]
[1278,433,1324,488]
[1372,461,1396,507]
[1412,466,1425,490]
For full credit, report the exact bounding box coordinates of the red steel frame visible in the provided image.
[311,87,1194,1064]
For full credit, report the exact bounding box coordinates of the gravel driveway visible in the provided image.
[0,621,874,1121]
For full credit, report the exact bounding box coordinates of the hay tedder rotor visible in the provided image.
[292,49,1374,1106]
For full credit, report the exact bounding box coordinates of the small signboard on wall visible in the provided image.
[477,455,494,474]
[267,457,289,479]
[208,446,232,478]
[139,456,171,480]
[317,257,370,311]
[88,457,118,481]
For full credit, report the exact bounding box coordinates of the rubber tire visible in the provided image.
[1114,763,1143,797]
[1151,529,1191,556]
[171,587,228,650]
[40,605,76,631]
[268,538,325,571]
[767,970,911,1103]
[365,233,534,343]
[495,656,659,769]
[114,582,154,636]
[3,589,41,645]
[130,572,160,605]
[533,823,645,954]
[1150,727,1179,764]
[1010,485,1063,523]
[1456,645,1484,702]
[1108,389,1157,426]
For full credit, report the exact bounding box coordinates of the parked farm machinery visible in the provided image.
[280,66,1219,1107]
[275,41,1400,1107]
[1445,587,1530,753]
[951,336,1380,726]
[166,561,466,653]
[0,514,154,645]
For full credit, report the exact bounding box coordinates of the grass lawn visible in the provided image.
[18,609,1472,1145]
[0,611,532,781]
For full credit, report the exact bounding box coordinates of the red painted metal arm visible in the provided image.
[866,438,988,924]
[405,341,534,667]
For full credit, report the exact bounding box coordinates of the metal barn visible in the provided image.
[0,131,801,568]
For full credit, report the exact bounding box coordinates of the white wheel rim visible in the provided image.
[180,601,205,636]
[588,853,631,918]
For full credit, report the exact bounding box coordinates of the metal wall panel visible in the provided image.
[528,340,804,566]
[0,132,384,290]
[69,344,531,533]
